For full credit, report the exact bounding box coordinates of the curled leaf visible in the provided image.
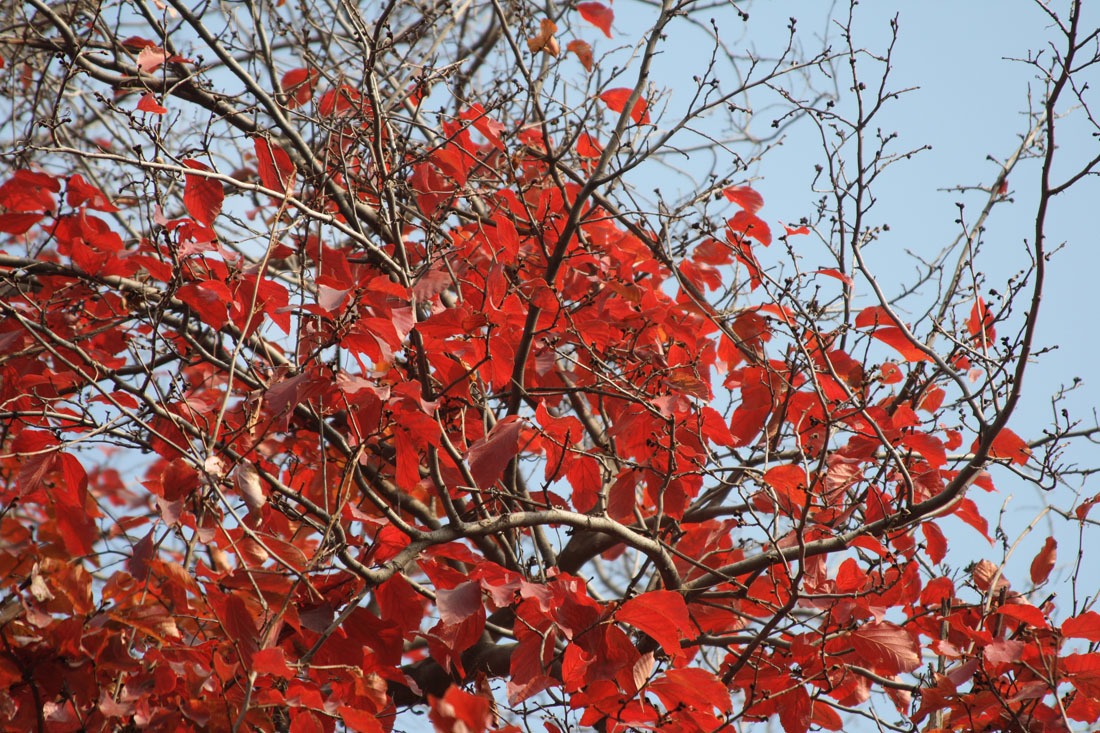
[527,19,559,57]
[567,39,594,72]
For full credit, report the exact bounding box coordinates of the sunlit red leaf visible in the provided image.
[971,559,1008,592]
[136,46,168,73]
[0,212,44,234]
[437,581,483,625]
[854,305,893,329]
[901,432,946,468]
[971,426,1031,465]
[772,688,809,733]
[600,88,650,124]
[648,667,731,714]
[996,603,1048,629]
[577,2,614,37]
[1063,611,1100,642]
[815,268,853,287]
[871,327,931,362]
[617,590,691,659]
[722,186,763,213]
[727,209,772,246]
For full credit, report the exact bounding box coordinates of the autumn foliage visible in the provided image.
[1,0,1098,731]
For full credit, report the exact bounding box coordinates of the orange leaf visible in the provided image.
[527,19,559,56]
[567,39,594,72]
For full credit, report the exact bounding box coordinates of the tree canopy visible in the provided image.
[1,0,1099,730]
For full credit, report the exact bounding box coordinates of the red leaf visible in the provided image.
[252,647,292,677]
[648,667,731,714]
[784,223,810,236]
[136,92,167,115]
[136,46,168,73]
[1029,536,1056,585]
[722,186,763,213]
[437,580,482,625]
[177,280,231,329]
[577,2,613,37]
[66,174,118,212]
[377,574,424,636]
[968,297,996,342]
[1063,611,1100,642]
[460,104,506,151]
[871,327,931,362]
[55,503,97,557]
[467,416,525,490]
[280,68,318,108]
[901,432,947,468]
[727,209,772,246]
[815,268,853,287]
[0,212,44,234]
[0,169,59,212]
[337,706,385,733]
[182,159,223,227]
[616,590,691,659]
[971,426,1031,466]
[996,603,1048,629]
[253,137,296,195]
[848,622,920,675]
[599,88,650,124]
[429,685,492,733]
[778,685,812,733]
[984,639,1025,665]
[810,700,843,731]
[1077,493,1100,520]
[953,497,992,543]
[854,305,895,329]
[921,521,947,564]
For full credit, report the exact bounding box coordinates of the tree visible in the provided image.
[1,0,1098,729]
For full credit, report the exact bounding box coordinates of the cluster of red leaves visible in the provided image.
[0,68,1092,733]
